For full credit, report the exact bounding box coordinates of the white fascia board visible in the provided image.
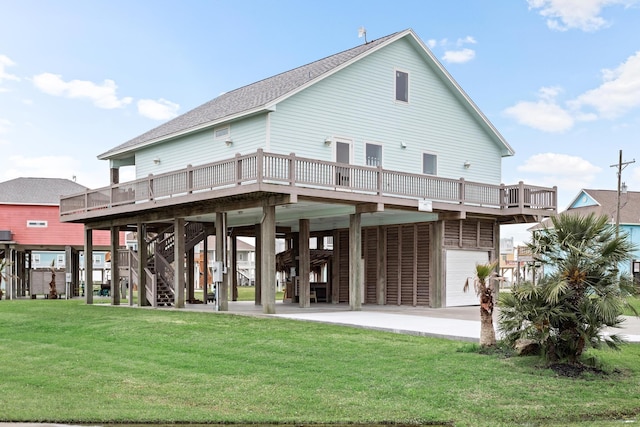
[405,30,515,157]
[97,106,273,160]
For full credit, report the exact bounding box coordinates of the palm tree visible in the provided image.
[499,212,637,364]
[464,260,499,347]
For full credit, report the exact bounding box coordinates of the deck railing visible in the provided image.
[60,149,557,217]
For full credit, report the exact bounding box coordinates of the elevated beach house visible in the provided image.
[60,29,557,312]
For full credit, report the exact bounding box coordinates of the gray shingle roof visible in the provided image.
[530,188,640,230]
[98,31,401,159]
[0,177,87,205]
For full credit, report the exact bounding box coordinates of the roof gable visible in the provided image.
[0,177,88,206]
[99,29,513,160]
[569,190,600,209]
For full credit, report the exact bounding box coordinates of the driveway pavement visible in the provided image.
[182,301,640,343]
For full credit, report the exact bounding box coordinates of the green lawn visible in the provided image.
[0,299,639,427]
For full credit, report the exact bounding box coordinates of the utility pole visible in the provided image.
[610,150,635,238]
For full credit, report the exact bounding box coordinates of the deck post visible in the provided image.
[84,227,93,304]
[349,213,362,311]
[174,218,185,308]
[110,226,120,306]
[260,204,276,314]
[299,218,310,308]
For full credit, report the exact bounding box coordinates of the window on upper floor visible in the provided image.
[32,253,41,267]
[27,220,47,228]
[422,152,437,175]
[93,254,102,266]
[365,143,382,167]
[56,254,65,268]
[395,70,409,103]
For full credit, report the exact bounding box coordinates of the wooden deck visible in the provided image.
[60,149,557,223]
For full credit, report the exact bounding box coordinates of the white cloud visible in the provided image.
[569,51,640,118]
[518,153,602,197]
[0,118,10,134]
[4,154,80,180]
[504,86,574,132]
[527,0,637,32]
[137,98,180,120]
[0,54,20,91]
[32,72,133,109]
[456,36,477,46]
[442,48,476,64]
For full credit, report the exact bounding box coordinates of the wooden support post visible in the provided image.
[110,227,120,306]
[261,204,276,314]
[187,247,195,302]
[84,228,93,304]
[299,218,310,308]
[203,234,209,304]
[174,218,185,308]
[231,236,238,301]
[254,223,261,305]
[430,221,445,308]
[215,212,228,311]
[349,213,362,311]
[137,223,148,306]
[377,226,386,305]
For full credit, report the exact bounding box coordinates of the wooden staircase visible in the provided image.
[129,222,206,307]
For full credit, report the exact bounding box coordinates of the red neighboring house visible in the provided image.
[0,177,119,299]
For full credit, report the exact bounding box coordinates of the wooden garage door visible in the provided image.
[445,249,488,307]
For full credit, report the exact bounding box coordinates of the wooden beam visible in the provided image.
[356,203,384,214]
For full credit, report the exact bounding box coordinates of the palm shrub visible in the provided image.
[499,212,638,365]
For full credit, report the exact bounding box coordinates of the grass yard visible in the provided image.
[0,299,639,427]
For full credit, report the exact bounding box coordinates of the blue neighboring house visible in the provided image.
[560,189,640,276]
[60,29,557,311]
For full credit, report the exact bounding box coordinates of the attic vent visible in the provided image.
[27,220,48,228]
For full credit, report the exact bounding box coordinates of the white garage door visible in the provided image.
[445,250,489,307]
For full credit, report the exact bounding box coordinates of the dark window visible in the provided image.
[395,71,408,102]
[366,143,382,166]
[422,153,437,175]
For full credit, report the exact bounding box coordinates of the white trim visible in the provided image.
[333,137,353,163]
[265,112,271,151]
[394,68,410,104]
[213,125,230,139]
[422,151,438,175]
[27,220,48,228]
[364,141,383,167]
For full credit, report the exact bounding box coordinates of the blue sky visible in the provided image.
[1,0,639,242]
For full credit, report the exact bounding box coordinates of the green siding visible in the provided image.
[133,37,506,185]
[269,38,503,184]
[135,114,267,179]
